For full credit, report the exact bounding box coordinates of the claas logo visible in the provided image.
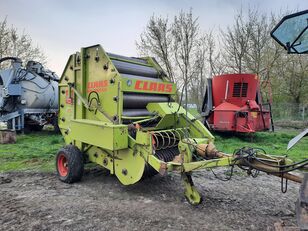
[134,80,173,93]
[87,80,108,93]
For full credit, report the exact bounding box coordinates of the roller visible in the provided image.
[112,60,158,78]
[122,109,154,117]
[107,52,147,64]
[143,146,180,177]
[123,93,170,109]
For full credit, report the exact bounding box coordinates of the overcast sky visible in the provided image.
[0,0,307,75]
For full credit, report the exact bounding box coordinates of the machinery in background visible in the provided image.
[56,45,306,206]
[0,57,58,132]
[201,73,274,133]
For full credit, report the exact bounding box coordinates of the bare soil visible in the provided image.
[0,168,301,231]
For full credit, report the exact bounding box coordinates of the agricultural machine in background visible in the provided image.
[55,45,307,209]
[201,73,274,133]
[0,57,59,131]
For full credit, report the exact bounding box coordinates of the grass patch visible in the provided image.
[214,131,308,162]
[0,131,64,172]
[0,130,307,173]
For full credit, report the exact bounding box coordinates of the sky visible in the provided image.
[0,0,307,75]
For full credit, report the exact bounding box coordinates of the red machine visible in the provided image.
[201,73,273,133]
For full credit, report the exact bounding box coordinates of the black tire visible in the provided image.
[22,123,44,133]
[56,145,84,183]
[27,124,44,132]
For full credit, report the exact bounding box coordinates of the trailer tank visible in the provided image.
[0,57,58,131]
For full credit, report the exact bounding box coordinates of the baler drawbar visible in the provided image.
[56,45,307,205]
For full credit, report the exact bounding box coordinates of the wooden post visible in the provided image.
[0,130,17,144]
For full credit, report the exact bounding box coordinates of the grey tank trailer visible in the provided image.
[0,57,58,132]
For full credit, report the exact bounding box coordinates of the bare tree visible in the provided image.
[204,31,225,76]
[220,8,308,106]
[243,10,283,85]
[0,17,46,68]
[137,8,308,109]
[172,10,204,107]
[274,54,308,104]
[189,33,225,109]
[136,9,209,107]
[136,16,175,82]
[189,36,207,109]
[244,10,269,75]
[221,9,252,73]
[228,9,307,103]
[172,10,200,85]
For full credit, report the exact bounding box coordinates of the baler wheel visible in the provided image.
[56,145,84,183]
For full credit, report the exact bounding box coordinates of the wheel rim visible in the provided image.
[58,154,68,177]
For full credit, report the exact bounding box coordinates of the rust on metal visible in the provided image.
[196,142,227,159]
[159,162,168,176]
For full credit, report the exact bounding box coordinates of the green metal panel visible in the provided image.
[136,130,151,145]
[147,102,194,118]
[146,102,214,139]
[69,119,128,151]
[87,146,115,174]
[114,148,146,185]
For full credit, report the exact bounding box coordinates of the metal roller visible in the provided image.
[143,147,180,178]
[155,147,179,162]
[151,128,188,150]
[107,52,148,64]
[123,93,170,109]
[122,109,154,117]
[143,129,184,177]
[112,60,158,78]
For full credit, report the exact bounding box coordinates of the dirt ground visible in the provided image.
[0,168,301,231]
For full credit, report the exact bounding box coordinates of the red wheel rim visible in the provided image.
[58,154,68,177]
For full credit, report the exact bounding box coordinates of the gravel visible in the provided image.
[0,168,301,231]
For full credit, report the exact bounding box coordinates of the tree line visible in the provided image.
[0,17,46,69]
[136,9,308,109]
[0,10,307,109]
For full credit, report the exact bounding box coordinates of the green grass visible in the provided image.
[215,131,308,162]
[0,131,64,172]
[0,130,307,172]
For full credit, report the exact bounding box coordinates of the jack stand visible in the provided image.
[182,173,202,205]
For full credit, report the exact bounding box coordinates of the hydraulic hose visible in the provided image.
[0,57,21,64]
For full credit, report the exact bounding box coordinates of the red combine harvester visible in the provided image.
[201,73,274,133]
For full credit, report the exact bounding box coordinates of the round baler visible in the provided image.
[56,44,307,205]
